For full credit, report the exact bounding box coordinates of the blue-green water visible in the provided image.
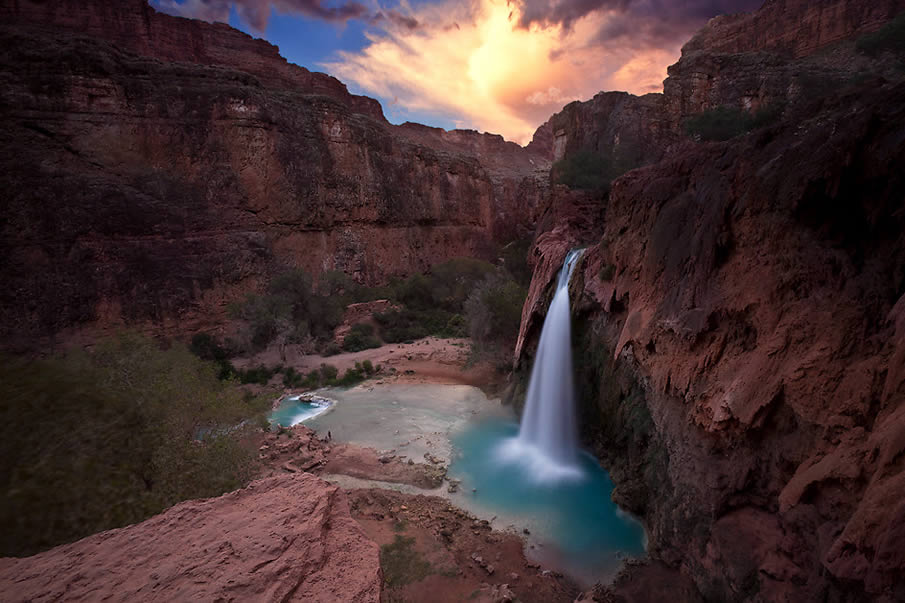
[270,396,331,427]
[449,417,646,583]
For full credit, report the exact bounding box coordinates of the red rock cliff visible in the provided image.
[0,0,549,349]
[515,1,905,600]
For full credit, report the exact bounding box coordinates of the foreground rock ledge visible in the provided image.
[0,473,381,602]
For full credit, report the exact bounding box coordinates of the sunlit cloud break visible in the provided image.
[323,0,684,144]
[158,0,764,144]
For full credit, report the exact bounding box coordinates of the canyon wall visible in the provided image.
[516,1,905,600]
[0,0,548,349]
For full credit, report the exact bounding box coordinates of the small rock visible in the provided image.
[523,528,530,535]
[508,572,519,581]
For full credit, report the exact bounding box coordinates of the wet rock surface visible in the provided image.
[347,488,577,603]
[257,424,447,489]
[0,473,381,602]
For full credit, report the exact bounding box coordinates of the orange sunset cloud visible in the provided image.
[323,0,683,144]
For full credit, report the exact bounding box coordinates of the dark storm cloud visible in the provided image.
[515,0,764,42]
[371,9,421,30]
[158,0,374,30]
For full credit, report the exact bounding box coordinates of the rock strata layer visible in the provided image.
[515,1,905,600]
[0,0,547,349]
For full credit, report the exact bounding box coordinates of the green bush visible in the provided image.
[321,342,341,356]
[599,264,616,281]
[282,367,304,388]
[336,367,365,387]
[857,12,905,56]
[499,238,534,287]
[374,308,466,342]
[319,364,339,383]
[553,150,612,190]
[189,333,228,361]
[342,323,382,352]
[233,364,280,385]
[685,104,785,141]
[303,370,322,389]
[362,359,374,374]
[464,271,528,364]
[684,106,751,141]
[0,333,269,557]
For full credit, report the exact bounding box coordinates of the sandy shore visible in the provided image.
[233,337,501,389]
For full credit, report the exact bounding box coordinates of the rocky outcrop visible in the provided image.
[0,472,382,601]
[533,0,905,183]
[515,1,905,601]
[663,0,905,127]
[519,62,905,603]
[681,0,905,58]
[0,0,548,350]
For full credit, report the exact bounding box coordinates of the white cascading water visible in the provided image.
[498,249,585,481]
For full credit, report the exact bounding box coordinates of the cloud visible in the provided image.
[323,0,706,144]
[156,0,372,30]
[514,0,763,35]
[158,0,765,143]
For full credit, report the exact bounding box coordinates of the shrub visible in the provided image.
[362,359,374,374]
[499,238,533,287]
[282,367,305,388]
[336,368,365,387]
[374,309,429,343]
[599,264,616,282]
[303,370,322,389]
[342,323,382,352]
[553,150,611,191]
[321,342,341,356]
[236,364,279,385]
[685,104,785,141]
[684,106,751,141]
[319,364,339,384]
[189,333,228,361]
[0,333,269,557]
[465,271,528,363]
[856,12,905,56]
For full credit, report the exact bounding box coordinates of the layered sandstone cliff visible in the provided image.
[516,2,905,601]
[0,0,548,349]
[0,472,382,601]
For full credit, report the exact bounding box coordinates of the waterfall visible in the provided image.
[498,249,585,481]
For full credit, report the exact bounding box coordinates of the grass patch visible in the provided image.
[380,535,434,587]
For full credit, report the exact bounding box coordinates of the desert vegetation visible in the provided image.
[0,333,270,557]
[211,244,532,372]
[684,104,784,141]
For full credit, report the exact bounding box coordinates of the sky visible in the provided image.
[150,0,763,144]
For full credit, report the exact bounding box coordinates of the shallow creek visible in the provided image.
[271,383,645,586]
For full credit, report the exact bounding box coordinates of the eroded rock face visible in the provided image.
[519,77,905,603]
[0,472,382,602]
[0,0,548,349]
[514,1,905,600]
